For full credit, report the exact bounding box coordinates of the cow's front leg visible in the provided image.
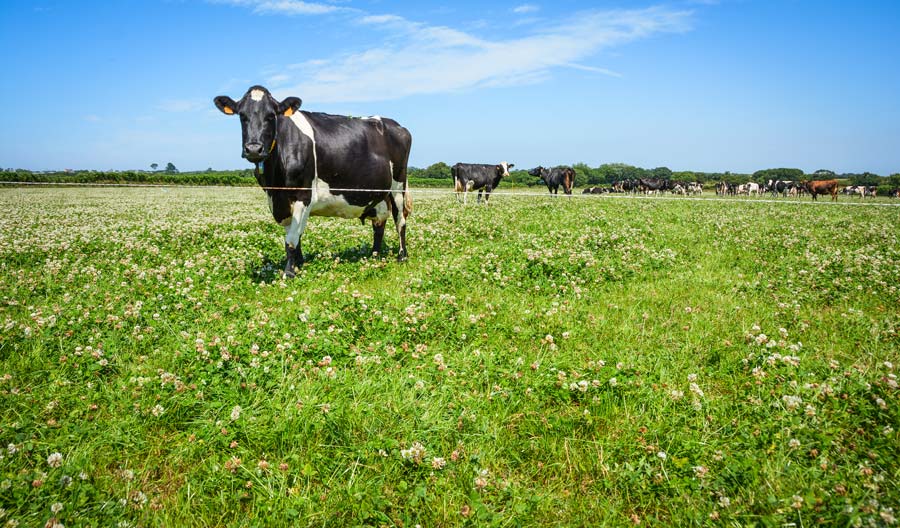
[284,242,303,278]
[372,220,386,257]
[284,199,312,278]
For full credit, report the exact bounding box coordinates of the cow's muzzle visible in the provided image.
[243,142,266,163]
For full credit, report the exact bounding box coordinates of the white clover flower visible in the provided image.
[47,452,63,468]
[431,457,446,470]
[689,383,704,398]
[687,373,698,382]
[788,438,801,449]
[230,405,242,421]
[50,502,63,514]
[791,495,803,509]
[718,496,731,508]
[670,389,684,400]
[609,378,618,387]
[151,404,164,417]
[657,451,667,460]
[782,395,802,411]
[6,444,16,455]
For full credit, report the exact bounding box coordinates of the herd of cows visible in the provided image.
[214,85,898,277]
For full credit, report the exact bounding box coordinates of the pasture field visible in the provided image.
[1,186,898,527]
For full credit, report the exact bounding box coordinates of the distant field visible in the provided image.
[1,187,898,527]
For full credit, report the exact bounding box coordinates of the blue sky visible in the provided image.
[1,0,898,174]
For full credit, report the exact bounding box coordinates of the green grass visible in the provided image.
[1,187,898,527]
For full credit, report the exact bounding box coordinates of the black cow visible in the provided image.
[639,178,667,194]
[215,85,412,277]
[452,162,513,204]
[529,166,575,195]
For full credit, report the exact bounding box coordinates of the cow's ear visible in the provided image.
[214,96,238,115]
[508,163,515,169]
[278,97,302,117]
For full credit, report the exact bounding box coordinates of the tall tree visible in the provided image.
[165,162,178,174]
[150,163,158,171]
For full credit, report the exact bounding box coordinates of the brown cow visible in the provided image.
[800,179,838,201]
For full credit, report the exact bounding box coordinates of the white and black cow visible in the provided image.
[529,166,575,195]
[451,162,513,204]
[215,85,412,277]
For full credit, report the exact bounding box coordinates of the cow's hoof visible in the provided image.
[283,265,300,278]
[396,253,408,263]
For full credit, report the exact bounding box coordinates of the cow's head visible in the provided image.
[214,85,302,163]
[527,166,546,179]
[497,162,514,178]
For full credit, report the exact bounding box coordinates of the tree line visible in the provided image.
[3,164,899,191]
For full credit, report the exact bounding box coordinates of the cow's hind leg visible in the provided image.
[390,181,410,261]
[370,200,389,257]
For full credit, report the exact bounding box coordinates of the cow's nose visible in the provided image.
[244,142,264,158]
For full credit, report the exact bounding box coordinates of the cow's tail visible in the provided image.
[403,180,412,218]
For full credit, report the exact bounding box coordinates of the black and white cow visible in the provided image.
[766,179,792,197]
[214,85,412,277]
[451,162,513,204]
[529,166,575,195]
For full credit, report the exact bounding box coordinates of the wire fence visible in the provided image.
[2,180,899,208]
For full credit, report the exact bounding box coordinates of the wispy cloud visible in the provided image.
[512,4,540,14]
[215,1,692,103]
[272,7,691,103]
[210,0,351,16]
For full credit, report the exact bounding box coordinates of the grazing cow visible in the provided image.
[766,179,795,197]
[687,182,703,195]
[800,179,839,201]
[452,162,513,205]
[889,188,900,198]
[866,186,878,198]
[529,166,575,195]
[716,181,736,196]
[638,178,667,195]
[844,185,867,198]
[613,179,638,193]
[214,85,412,277]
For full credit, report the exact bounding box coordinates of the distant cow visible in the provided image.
[844,185,867,198]
[452,162,513,204]
[766,179,795,197]
[529,166,575,195]
[214,85,412,277]
[638,178,667,194]
[800,179,839,201]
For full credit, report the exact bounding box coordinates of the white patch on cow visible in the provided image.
[250,89,265,102]
[500,161,510,177]
[367,115,382,121]
[310,180,368,219]
[283,111,321,247]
